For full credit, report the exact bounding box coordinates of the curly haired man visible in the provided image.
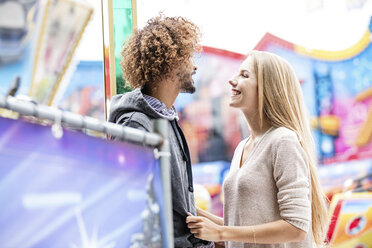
[109,15,213,248]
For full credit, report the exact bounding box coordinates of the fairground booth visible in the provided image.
[0,0,371,247]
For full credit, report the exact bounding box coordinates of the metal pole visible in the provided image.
[0,95,162,147]
[153,119,173,248]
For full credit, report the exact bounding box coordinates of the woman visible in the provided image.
[186,50,328,247]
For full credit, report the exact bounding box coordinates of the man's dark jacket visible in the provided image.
[109,88,211,247]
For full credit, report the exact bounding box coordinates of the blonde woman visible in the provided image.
[186,50,328,248]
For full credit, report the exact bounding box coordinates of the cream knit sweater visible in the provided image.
[223,127,313,248]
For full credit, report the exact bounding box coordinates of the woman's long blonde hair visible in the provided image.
[249,50,328,246]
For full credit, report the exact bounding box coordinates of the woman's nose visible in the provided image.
[229,79,237,87]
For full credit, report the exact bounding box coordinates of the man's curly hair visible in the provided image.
[120,14,201,89]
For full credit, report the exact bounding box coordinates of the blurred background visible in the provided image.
[0,0,372,247]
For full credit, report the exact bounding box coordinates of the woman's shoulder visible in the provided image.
[270,126,298,141]
[266,127,301,149]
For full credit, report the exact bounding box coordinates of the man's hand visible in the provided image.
[186,212,223,241]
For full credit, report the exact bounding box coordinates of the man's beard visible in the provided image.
[178,71,196,94]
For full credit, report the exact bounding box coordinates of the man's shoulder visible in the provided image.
[117,111,153,132]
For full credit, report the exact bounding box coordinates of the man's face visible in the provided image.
[177,57,197,94]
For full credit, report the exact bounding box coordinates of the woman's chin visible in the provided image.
[229,101,239,108]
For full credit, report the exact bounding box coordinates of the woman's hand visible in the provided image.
[186,212,224,241]
[196,206,202,216]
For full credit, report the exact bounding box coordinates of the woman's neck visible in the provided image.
[244,113,272,141]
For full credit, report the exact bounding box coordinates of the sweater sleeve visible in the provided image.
[273,135,311,233]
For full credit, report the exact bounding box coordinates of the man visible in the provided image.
[109,15,213,248]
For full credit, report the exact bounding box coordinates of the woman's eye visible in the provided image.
[241,72,249,78]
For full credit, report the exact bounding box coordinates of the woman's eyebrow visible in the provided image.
[240,69,250,74]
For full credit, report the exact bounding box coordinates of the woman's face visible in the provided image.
[228,57,258,115]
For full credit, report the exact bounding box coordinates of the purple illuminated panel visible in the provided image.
[0,117,167,247]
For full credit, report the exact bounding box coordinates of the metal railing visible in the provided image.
[0,95,163,147]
